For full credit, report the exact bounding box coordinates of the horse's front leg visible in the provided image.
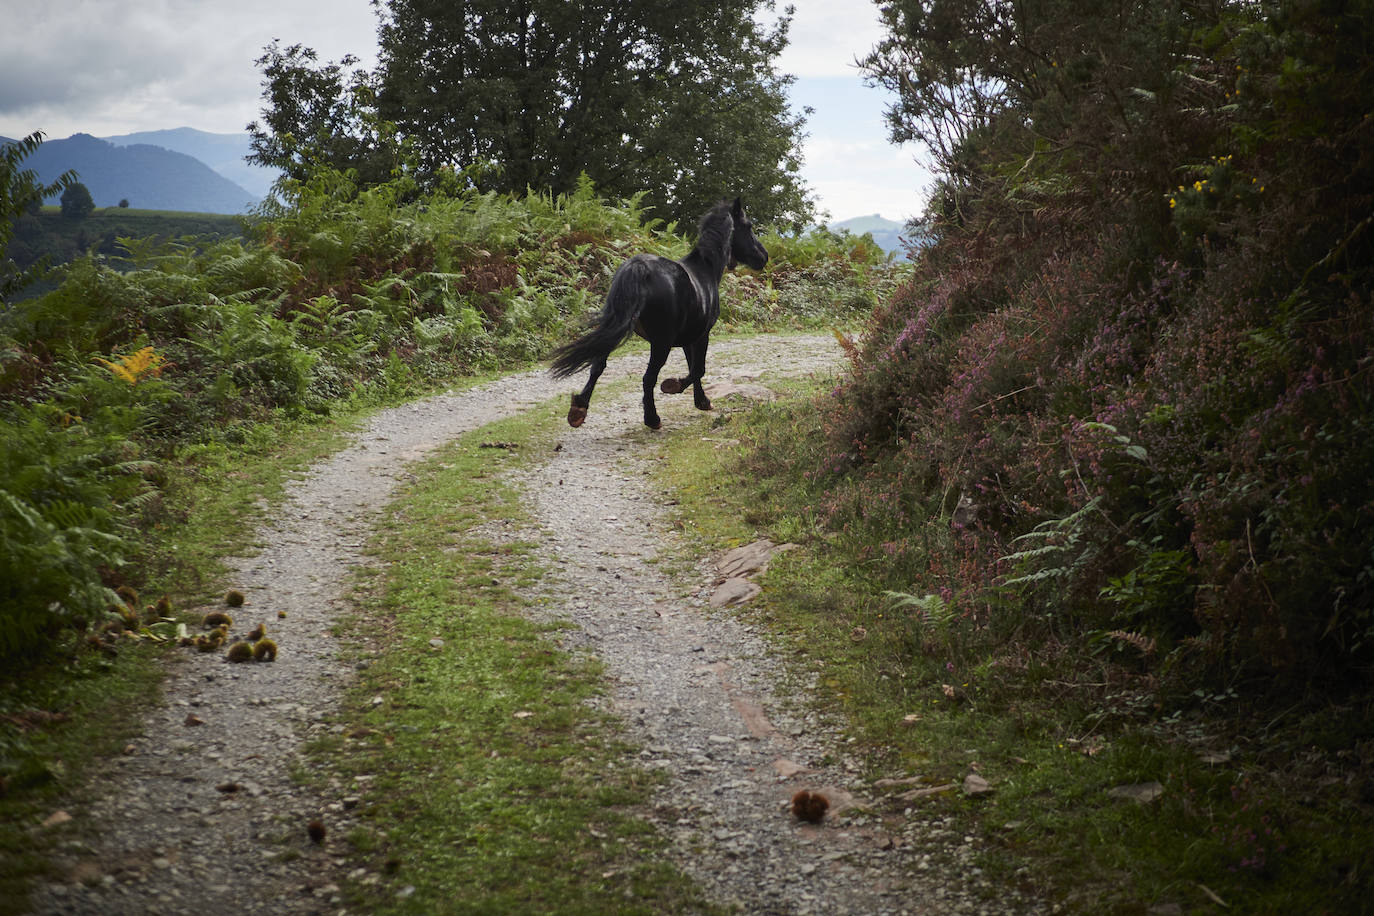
[688,337,712,411]
[642,342,671,429]
[660,339,712,411]
[568,357,606,427]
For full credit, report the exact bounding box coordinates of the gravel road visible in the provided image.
[27,334,1041,915]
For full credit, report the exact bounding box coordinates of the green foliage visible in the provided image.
[0,167,867,662]
[248,42,405,192]
[1,132,78,301]
[0,397,155,657]
[5,207,245,302]
[821,0,1374,691]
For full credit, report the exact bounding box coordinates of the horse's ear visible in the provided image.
[732,197,744,218]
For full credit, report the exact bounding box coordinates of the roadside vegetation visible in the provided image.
[659,0,1374,911]
[0,132,893,908]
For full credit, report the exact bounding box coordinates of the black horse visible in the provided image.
[549,197,768,429]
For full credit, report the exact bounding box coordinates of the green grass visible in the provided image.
[656,379,1374,915]
[316,401,720,915]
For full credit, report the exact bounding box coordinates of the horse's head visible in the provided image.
[727,197,769,271]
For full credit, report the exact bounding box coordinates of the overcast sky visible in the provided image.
[0,0,931,223]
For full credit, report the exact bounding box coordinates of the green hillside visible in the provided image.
[5,206,245,299]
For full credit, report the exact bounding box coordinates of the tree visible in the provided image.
[859,0,1194,239]
[251,0,815,229]
[1,132,77,301]
[60,182,95,219]
[248,42,410,192]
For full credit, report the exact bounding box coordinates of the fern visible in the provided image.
[999,497,1103,589]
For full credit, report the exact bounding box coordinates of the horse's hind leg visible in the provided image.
[568,357,606,428]
[642,342,671,429]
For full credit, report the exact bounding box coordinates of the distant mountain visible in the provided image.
[829,214,925,259]
[101,128,280,201]
[10,133,258,214]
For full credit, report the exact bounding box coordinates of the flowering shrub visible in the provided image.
[759,0,1374,691]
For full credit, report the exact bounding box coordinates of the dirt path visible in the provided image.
[29,334,1033,915]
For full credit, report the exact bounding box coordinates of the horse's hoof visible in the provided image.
[568,405,587,427]
[660,378,684,394]
[695,400,713,411]
[644,416,662,430]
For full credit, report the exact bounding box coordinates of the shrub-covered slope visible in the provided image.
[797,2,1373,690]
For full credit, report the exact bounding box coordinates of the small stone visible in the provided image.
[42,811,73,828]
[963,773,994,797]
[1106,781,1165,804]
[428,638,445,649]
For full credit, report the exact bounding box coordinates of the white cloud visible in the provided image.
[774,0,887,78]
[0,0,379,139]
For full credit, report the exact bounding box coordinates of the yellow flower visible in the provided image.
[1169,198,1177,208]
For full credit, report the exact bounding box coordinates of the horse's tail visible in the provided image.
[549,258,650,378]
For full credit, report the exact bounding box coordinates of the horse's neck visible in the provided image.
[684,238,730,281]
[686,226,732,280]
[682,249,723,282]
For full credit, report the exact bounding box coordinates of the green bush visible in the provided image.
[0,399,155,656]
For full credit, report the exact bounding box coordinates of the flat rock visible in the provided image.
[703,381,778,402]
[710,577,761,607]
[717,539,796,580]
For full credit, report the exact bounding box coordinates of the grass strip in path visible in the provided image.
[318,404,718,915]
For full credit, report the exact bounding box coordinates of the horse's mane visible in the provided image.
[693,200,735,267]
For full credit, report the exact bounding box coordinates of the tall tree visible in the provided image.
[252,0,814,229]
[59,182,95,220]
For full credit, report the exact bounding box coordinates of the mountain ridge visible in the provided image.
[4,132,259,214]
